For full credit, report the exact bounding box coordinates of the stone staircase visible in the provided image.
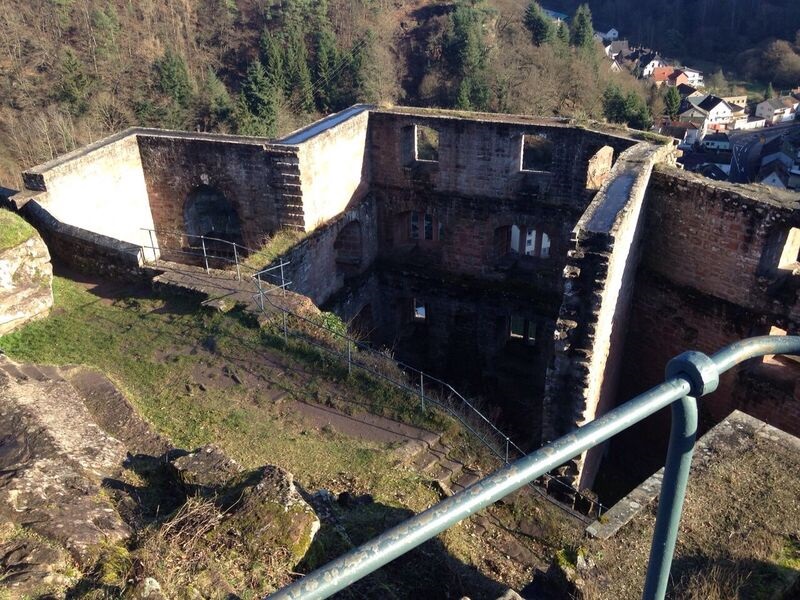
[396,433,563,574]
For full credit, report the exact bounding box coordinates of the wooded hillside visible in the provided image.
[0,0,648,186]
[549,0,800,81]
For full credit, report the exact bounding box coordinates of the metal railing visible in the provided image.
[252,272,606,518]
[266,335,800,600]
[141,227,605,514]
[140,227,267,280]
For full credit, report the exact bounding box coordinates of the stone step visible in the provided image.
[31,364,65,382]
[426,456,464,484]
[0,357,29,381]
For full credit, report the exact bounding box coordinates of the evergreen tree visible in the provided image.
[555,21,570,45]
[664,85,681,119]
[58,48,92,114]
[603,85,652,130]
[444,2,491,110]
[523,1,554,46]
[195,69,232,131]
[569,4,595,50]
[259,30,287,93]
[624,91,653,129]
[602,84,628,123]
[765,82,775,100]
[236,60,278,137]
[456,79,472,110]
[284,25,315,113]
[154,50,192,109]
[312,0,340,111]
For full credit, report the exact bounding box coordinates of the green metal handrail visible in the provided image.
[266,335,800,600]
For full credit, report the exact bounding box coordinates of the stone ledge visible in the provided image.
[586,410,780,539]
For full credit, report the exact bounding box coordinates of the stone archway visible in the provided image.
[334,220,363,276]
[183,185,244,250]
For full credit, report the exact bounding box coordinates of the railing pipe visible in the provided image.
[266,336,800,600]
[267,378,691,600]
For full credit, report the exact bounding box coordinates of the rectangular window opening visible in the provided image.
[410,212,419,240]
[521,134,554,172]
[778,227,800,270]
[438,222,445,241]
[509,317,537,345]
[424,214,433,240]
[416,125,439,162]
[510,316,525,339]
[541,233,551,258]
[413,298,427,321]
[510,225,521,255]
[524,229,537,256]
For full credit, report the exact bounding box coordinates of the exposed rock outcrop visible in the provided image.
[0,225,53,335]
[0,356,321,597]
[0,360,131,567]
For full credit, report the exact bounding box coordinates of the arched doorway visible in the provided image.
[334,220,363,276]
[183,185,244,252]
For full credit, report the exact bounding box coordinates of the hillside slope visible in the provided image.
[0,0,647,185]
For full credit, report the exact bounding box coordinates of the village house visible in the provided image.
[678,67,704,87]
[594,27,619,43]
[658,121,701,148]
[604,40,630,60]
[679,95,738,127]
[667,69,690,87]
[755,96,800,124]
[702,132,731,151]
[677,83,703,99]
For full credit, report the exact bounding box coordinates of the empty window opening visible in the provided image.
[521,134,553,172]
[424,214,434,240]
[504,225,551,258]
[762,326,800,368]
[509,317,536,345]
[778,228,800,270]
[413,299,427,321]
[416,125,440,162]
[405,212,444,243]
[524,229,537,256]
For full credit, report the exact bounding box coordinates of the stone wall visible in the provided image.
[268,196,378,306]
[325,266,556,441]
[542,142,678,489]
[137,134,297,251]
[283,106,371,231]
[0,218,52,335]
[21,201,146,281]
[611,167,800,480]
[19,131,156,255]
[369,109,635,208]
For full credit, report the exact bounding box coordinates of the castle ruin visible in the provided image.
[9,104,800,489]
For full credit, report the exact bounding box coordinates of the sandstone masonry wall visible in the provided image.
[268,196,378,306]
[20,132,155,254]
[137,135,293,251]
[21,201,146,281]
[286,106,371,231]
[614,167,800,474]
[543,142,678,489]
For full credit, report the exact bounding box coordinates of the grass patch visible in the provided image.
[0,275,568,597]
[0,208,35,250]
[241,228,307,272]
